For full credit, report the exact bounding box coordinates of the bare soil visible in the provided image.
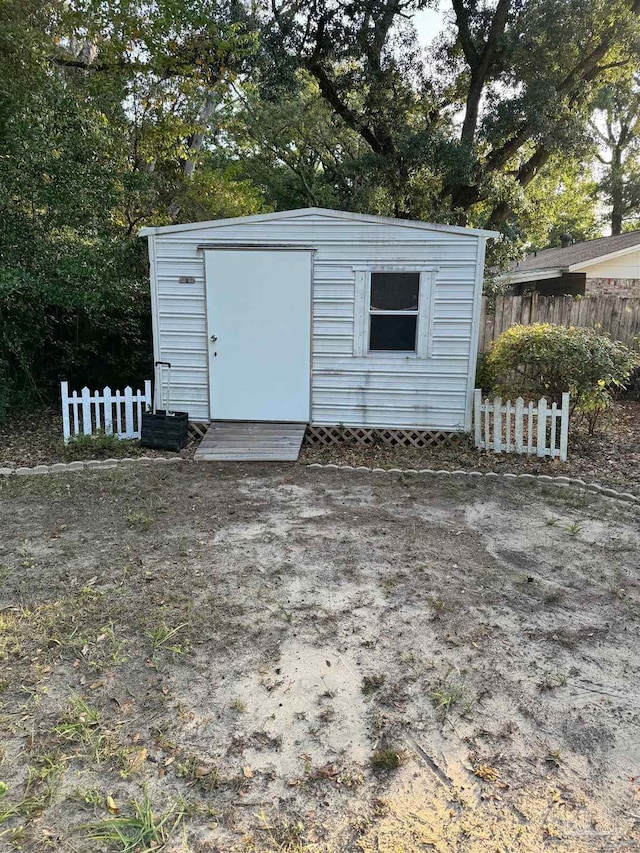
[1,464,639,852]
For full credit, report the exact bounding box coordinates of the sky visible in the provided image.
[412,5,447,47]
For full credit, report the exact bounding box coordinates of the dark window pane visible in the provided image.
[370,272,419,310]
[370,314,417,351]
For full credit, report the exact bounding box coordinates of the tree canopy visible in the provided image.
[1,0,640,413]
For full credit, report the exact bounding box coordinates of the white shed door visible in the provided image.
[204,249,312,422]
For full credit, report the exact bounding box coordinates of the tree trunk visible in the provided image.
[610,144,624,235]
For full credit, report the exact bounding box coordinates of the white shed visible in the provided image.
[140,208,496,457]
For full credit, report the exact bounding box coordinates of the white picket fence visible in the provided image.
[474,390,570,461]
[61,381,152,443]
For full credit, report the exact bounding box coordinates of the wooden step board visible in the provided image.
[194,421,307,462]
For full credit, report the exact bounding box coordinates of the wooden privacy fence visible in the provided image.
[61,381,152,443]
[479,294,640,352]
[474,390,570,461]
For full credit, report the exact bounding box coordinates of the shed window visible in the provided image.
[369,272,420,351]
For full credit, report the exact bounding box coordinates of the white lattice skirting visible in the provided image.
[304,425,466,448]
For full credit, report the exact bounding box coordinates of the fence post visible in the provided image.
[493,396,502,454]
[81,387,92,436]
[474,389,482,447]
[559,392,570,462]
[61,382,70,444]
[536,397,547,457]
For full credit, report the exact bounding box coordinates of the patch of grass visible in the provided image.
[176,756,223,792]
[252,809,307,852]
[61,431,140,461]
[430,683,465,713]
[565,522,582,536]
[86,788,186,852]
[146,622,189,656]
[371,746,404,772]
[0,753,65,840]
[546,748,562,767]
[72,787,103,809]
[361,674,385,696]
[127,511,153,531]
[427,595,449,618]
[75,622,129,671]
[231,698,247,713]
[54,697,103,759]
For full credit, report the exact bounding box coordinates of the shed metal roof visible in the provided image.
[139,207,499,239]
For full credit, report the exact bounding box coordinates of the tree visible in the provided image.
[267,0,640,236]
[0,0,262,414]
[592,79,640,234]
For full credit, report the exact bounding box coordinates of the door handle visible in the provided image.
[210,334,218,343]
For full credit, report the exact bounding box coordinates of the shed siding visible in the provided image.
[152,213,481,428]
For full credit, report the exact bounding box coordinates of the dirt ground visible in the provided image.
[1,464,639,852]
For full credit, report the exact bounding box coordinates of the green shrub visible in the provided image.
[484,323,639,433]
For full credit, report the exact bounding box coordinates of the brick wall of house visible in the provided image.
[586,277,640,297]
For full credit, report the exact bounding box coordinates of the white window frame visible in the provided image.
[353,266,438,358]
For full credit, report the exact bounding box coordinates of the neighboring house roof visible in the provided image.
[139,207,500,239]
[505,231,640,282]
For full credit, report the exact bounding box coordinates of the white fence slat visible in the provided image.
[71,391,80,438]
[136,389,142,435]
[115,390,123,435]
[559,393,570,462]
[484,399,490,450]
[123,387,134,438]
[103,386,113,435]
[514,397,524,453]
[144,379,152,414]
[81,387,92,435]
[493,396,502,454]
[61,382,71,444]
[473,390,570,461]
[93,391,101,431]
[536,398,547,458]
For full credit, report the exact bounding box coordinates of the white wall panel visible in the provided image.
[149,211,485,429]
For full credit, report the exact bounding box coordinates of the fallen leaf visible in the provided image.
[242,765,253,778]
[106,795,119,815]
